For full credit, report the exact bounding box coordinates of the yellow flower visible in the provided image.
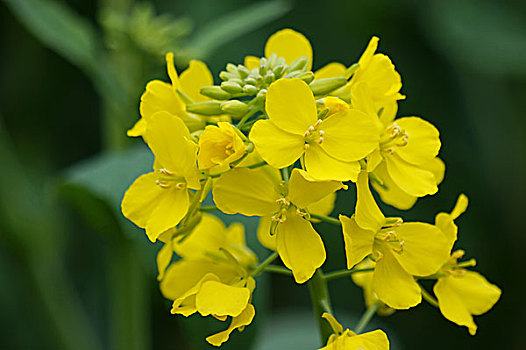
[319,313,389,350]
[158,214,257,347]
[351,259,394,316]
[198,122,247,169]
[433,253,501,336]
[340,171,451,309]
[249,78,379,181]
[244,28,313,70]
[350,37,405,111]
[213,167,345,283]
[428,195,501,335]
[128,52,213,137]
[121,112,200,242]
[351,83,443,204]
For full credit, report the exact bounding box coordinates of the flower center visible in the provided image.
[155,168,186,189]
[303,119,325,149]
[380,122,408,155]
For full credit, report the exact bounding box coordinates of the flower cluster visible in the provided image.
[121,29,501,348]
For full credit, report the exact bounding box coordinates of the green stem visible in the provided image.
[310,213,341,226]
[246,160,267,169]
[419,284,439,308]
[307,269,334,346]
[263,265,292,276]
[199,206,218,212]
[280,167,289,182]
[324,267,375,281]
[249,251,279,277]
[355,302,379,334]
[237,107,259,129]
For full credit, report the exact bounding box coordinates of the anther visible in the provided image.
[314,119,323,127]
[159,168,174,176]
[175,182,186,190]
[156,180,171,189]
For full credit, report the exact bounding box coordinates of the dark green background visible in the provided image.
[1,0,524,349]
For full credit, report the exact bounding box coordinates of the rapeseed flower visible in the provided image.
[250,78,379,181]
[121,112,200,242]
[213,167,344,283]
[159,214,257,346]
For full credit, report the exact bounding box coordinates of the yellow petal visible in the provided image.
[198,122,246,169]
[371,161,417,210]
[423,156,446,185]
[340,215,375,269]
[196,280,251,317]
[257,216,276,250]
[165,52,181,89]
[308,192,336,219]
[393,222,451,276]
[276,208,326,283]
[265,79,317,135]
[287,169,344,208]
[304,143,360,182]
[320,109,380,161]
[146,111,199,183]
[179,60,213,103]
[314,62,346,79]
[127,118,147,137]
[161,260,237,301]
[395,117,440,165]
[358,36,379,68]
[156,242,173,281]
[173,214,226,259]
[244,56,260,70]
[145,186,189,242]
[265,28,313,69]
[213,167,280,216]
[373,245,421,309]
[121,172,165,229]
[249,119,305,168]
[435,194,468,242]
[347,329,390,349]
[355,171,385,232]
[321,313,344,334]
[205,303,255,346]
[385,154,438,197]
[140,80,185,122]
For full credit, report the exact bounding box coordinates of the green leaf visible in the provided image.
[58,143,153,241]
[187,0,291,58]
[421,0,526,77]
[3,0,102,75]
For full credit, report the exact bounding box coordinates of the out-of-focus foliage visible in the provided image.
[0,0,524,349]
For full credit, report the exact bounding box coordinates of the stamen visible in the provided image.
[156,179,171,189]
[159,168,175,176]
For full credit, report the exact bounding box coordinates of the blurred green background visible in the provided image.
[0,0,524,349]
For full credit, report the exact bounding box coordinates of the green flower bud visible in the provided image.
[219,71,236,81]
[287,56,309,73]
[309,77,348,96]
[226,63,238,73]
[264,71,275,84]
[221,81,243,94]
[245,77,257,86]
[237,65,250,79]
[186,101,223,115]
[200,86,232,100]
[345,63,360,79]
[273,64,286,78]
[220,100,249,116]
[242,85,258,94]
[298,71,315,84]
[267,53,277,69]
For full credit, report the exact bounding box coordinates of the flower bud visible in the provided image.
[242,85,258,94]
[221,81,243,94]
[298,71,315,84]
[287,56,309,72]
[186,101,223,115]
[220,100,249,116]
[264,71,275,84]
[309,77,348,96]
[200,86,232,100]
[273,64,286,78]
